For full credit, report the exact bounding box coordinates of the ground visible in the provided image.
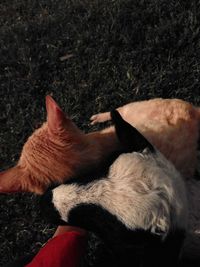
[0,0,200,266]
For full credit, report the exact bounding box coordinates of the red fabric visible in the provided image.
[26,231,86,267]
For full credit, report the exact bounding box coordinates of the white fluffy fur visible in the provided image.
[52,149,188,238]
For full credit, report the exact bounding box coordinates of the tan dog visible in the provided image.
[91,98,200,179]
[0,96,199,194]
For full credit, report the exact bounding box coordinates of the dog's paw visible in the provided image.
[90,112,111,125]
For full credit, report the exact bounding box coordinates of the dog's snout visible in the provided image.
[40,190,67,225]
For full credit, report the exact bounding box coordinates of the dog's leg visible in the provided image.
[90,106,125,125]
[90,111,111,125]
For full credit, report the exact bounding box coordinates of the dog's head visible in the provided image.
[0,96,90,194]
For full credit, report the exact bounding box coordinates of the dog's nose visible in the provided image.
[40,190,67,225]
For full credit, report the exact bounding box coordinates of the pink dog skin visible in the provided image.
[0,96,199,194]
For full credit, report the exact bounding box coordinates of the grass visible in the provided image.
[0,0,200,266]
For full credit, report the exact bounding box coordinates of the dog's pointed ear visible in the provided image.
[46,95,84,136]
[46,95,69,132]
[111,110,154,152]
